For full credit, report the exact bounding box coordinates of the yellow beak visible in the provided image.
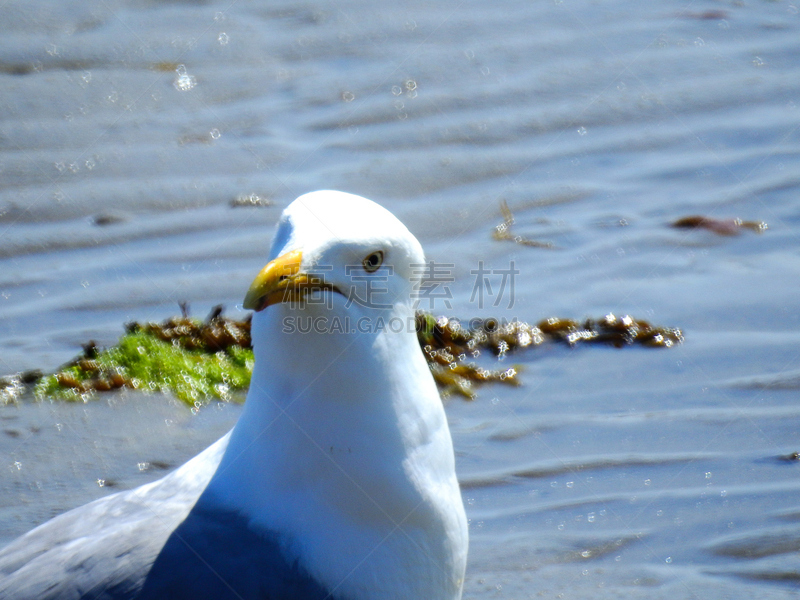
[243,249,338,312]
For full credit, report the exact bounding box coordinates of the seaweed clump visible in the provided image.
[7,307,682,405]
[672,216,767,235]
[415,312,682,398]
[128,304,251,352]
[33,306,254,406]
[492,200,554,248]
[416,314,527,399]
[230,193,273,208]
[537,314,683,348]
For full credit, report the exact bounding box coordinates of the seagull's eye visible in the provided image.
[362,251,384,273]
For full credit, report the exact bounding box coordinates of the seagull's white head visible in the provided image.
[243,190,425,317]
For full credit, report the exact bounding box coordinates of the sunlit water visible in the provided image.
[1,0,800,597]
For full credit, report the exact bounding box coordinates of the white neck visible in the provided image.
[207,299,467,600]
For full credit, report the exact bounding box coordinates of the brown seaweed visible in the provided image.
[777,452,800,463]
[672,216,767,236]
[415,312,682,398]
[229,193,274,208]
[125,305,252,352]
[492,200,554,248]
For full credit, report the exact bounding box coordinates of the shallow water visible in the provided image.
[1,0,800,597]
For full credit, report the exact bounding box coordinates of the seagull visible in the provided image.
[0,191,468,600]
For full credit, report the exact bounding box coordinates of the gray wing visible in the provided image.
[136,495,336,600]
[0,434,228,600]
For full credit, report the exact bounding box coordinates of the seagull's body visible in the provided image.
[0,191,468,600]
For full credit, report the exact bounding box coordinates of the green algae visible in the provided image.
[34,329,253,405]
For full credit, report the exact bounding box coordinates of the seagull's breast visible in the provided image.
[211,301,467,600]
